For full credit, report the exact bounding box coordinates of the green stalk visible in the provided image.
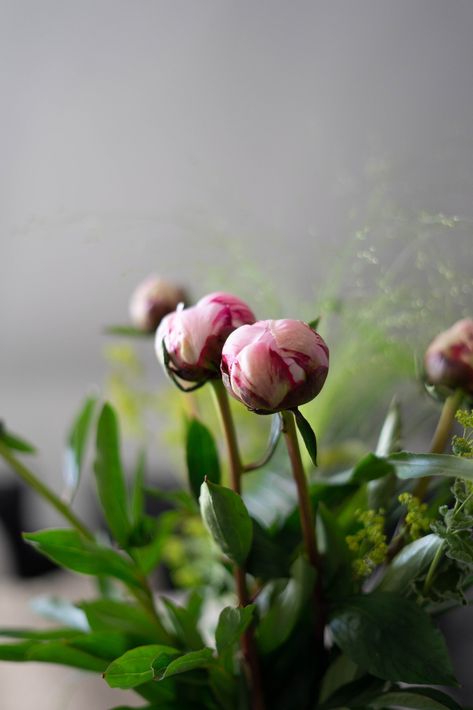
[0,441,93,539]
[413,388,464,501]
[281,409,326,684]
[281,410,319,569]
[210,380,265,710]
[423,540,446,595]
[389,388,464,560]
[0,442,165,631]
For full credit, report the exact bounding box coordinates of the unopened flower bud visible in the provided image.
[129,275,188,332]
[156,292,256,384]
[221,319,329,413]
[424,318,473,394]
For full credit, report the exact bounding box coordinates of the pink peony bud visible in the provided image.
[129,275,188,332]
[156,292,256,384]
[424,318,473,394]
[221,319,329,413]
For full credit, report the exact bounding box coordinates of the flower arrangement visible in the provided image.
[0,278,472,710]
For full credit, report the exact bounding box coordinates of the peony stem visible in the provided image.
[281,409,326,683]
[413,388,464,501]
[281,410,319,569]
[210,380,242,494]
[210,380,265,710]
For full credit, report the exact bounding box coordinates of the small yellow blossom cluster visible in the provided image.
[452,409,473,458]
[398,492,430,540]
[346,509,388,579]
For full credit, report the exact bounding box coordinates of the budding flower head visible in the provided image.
[221,319,329,413]
[424,318,473,395]
[129,275,188,332]
[156,292,256,385]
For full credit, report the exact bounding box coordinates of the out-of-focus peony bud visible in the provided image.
[129,275,188,332]
[156,292,256,384]
[424,318,473,394]
[221,319,329,413]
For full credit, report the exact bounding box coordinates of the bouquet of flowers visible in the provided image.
[0,279,472,710]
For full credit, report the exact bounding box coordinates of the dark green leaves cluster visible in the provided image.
[329,591,456,685]
[3,393,469,710]
[432,478,473,565]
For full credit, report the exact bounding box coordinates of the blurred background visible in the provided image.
[1,1,473,707]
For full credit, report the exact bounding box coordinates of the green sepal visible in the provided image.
[292,408,318,467]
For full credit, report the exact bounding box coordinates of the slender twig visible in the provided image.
[0,441,93,539]
[210,380,265,710]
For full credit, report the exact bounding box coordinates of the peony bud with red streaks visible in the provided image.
[156,292,256,384]
[129,275,188,332]
[424,318,473,394]
[221,319,329,413]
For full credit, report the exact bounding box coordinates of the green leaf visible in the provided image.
[293,408,317,467]
[145,487,198,514]
[351,453,395,484]
[319,654,359,704]
[257,556,316,654]
[215,606,255,656]
[26,640,108,671]
[326,454,395,487]
[318,674,385,710]
[159,597,204,651]
[80,599,171,644]
[388,452,473,481]
[131,511,179,575]
[244,413,283,471]
[368,687,462,709]
[377,534,444,594]
[24,529,139,588]
[199,480,253,566]
[131,450,146,525]
[68,631,129,660]
[94,403,132,546]
[246,518,291,580]
[0,638,108,671]
[316,503,353,596]
[63,396,97,502]
[375,398,402,457]
[0,424,36,453]
[0,641,36,661]
[330,592,457,685]
[186,418,221,500]
[0,628,82,641]
[157,647,214,680]
[104,644,180,689]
